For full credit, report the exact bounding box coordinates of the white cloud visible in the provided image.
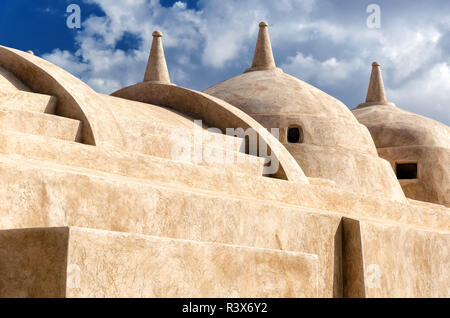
[44,0,203,92]
[197,0,318,68]
[388,62,450,124]
[42,49,89,75]
[379,27,443,82]
[281,53,364,87]
[41,0,450,125]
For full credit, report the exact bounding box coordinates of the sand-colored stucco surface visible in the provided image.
[353,63,450,207]
[0,22,448,298]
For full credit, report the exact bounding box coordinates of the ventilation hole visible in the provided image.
[396,163,418,179]
[287,127,301,143]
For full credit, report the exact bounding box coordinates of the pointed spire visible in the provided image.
[144,30,171,84]
[365,62,387,103]
[356,62,395,108]
[245,21,278,73]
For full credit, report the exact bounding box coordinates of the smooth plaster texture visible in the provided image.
[66,227,319,298]
[0,108,81,142]
[204,23,407,201]
[0,45,124,147]
[357,220,449,297]
[0,227,318,298]
[205,69,405,201]
[0,35,448,298]
[0,227,68,298]
[353,94,450,207]
[112,82,307,182]
[0,152,447,297]
[0,90,56,113]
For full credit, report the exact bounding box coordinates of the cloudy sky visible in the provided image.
[1,0,449,124]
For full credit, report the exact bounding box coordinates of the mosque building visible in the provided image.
[0,22,448,298]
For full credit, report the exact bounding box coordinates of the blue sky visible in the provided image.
[1,0,449,124]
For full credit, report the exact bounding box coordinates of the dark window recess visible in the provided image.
[396,163,418,179]
[287,127,301,143]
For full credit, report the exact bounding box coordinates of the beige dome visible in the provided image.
[353,62,450,207]
[206,69,351,117]
[204,22,405,202]
[353,105,450,148]
[205,69,376,153]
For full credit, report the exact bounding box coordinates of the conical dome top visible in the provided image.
[366,62,386,103]
[144,30,171,84]
[357,62,395,108]
[245,22,278,73]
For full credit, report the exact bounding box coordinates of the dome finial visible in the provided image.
[144,30,171,83]
[355,62,395,108]
[365,61,387,103]
[244,21,277,73]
